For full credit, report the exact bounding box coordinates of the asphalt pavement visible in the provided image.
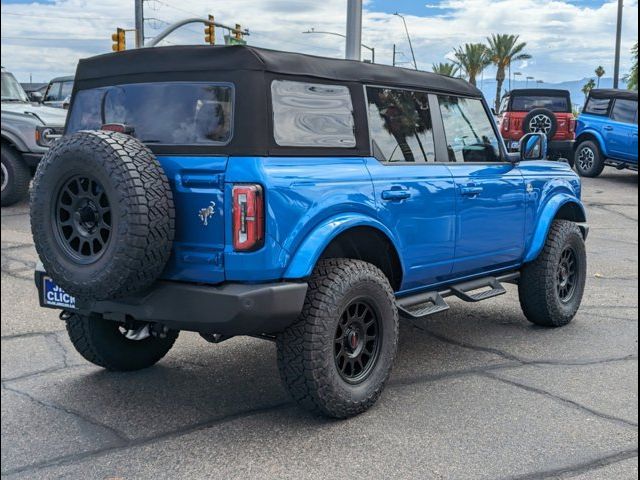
[1,169,638,480]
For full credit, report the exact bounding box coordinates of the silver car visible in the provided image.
[1,67,67,206]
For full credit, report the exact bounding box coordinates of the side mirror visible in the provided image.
[519,132,548,162]
[29,91,43,103]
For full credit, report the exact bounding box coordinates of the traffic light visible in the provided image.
[111,28,126,52]
[204,15,215,45]
[235,24,243,41]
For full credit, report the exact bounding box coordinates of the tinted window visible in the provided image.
[45,82,62,101]
[271,80,356,148]
[60,81,73,100]
[438,96,501,163]
[611,99,638,124]
[66,82,234,145]
[499,96,510,114]
[584,97,611,115]
[366,87,436,163]
[511,95,570,112]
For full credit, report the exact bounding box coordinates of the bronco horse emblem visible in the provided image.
[198,201,216,226]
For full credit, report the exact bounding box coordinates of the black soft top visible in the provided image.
[74,45,480,97]
[589,89,638,101]
[507,89,571,98]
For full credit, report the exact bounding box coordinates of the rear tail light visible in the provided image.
[569,118,576,134]
[232,184,264,252]
[101,123,135,135]
[502,116,510,131]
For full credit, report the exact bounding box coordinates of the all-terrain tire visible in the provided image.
[1,143,31,207]
[574,140,605,178]
[519,220,587,327]
[30,131,174,301]
[277,259,399,418]
[66,314,179,371]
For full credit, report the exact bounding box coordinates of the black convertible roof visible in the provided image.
[506,88,571,97]
[589,89,638,101]
[74,45,481,97]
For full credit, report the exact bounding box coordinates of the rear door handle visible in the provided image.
[460,186,483,197]
[381,189,411,201]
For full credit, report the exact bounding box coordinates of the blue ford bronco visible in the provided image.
[31,46,588,418]
[574,89,638,177]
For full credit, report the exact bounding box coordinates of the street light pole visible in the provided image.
[303,29,375,63]
[134,0,145,49]
[346,0,363,61]
[394,13,418,70]
[613,0,624,88]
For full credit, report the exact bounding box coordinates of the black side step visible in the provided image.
[449,277,506,303]
[396,272,520,322]
[397,291,450,321]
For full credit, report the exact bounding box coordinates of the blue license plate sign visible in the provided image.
[42,276,76,309]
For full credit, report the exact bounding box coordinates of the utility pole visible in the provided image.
[613,0,624,89]
[135,0,145,48]
[345,0,363,61]
[393,44,397,67]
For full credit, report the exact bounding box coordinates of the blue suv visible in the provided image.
[574,89,638,177]
[31,46,589,418]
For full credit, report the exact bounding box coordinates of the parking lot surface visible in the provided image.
[1,170,638,480]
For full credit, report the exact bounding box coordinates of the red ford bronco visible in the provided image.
[499,89,576,163]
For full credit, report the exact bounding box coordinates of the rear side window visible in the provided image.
[584,97,611,115]
[438,96,501,163]
[511,95,570,113]
[44,82,62,102]
[271,80,356,148]
[611,99,638,124]
[66,82,234,145]
[366,87,436,163]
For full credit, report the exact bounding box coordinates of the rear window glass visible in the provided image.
[511,95,570,112]
[584,97,611,115]
[611,99,638,124]
[271,80,356,148]
[66,82,234,145]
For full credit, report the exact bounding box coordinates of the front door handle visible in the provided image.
[460,186,483,197]
[381,189,411,201]
[604,126,614,131]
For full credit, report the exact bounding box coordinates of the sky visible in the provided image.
[1,0,638,87]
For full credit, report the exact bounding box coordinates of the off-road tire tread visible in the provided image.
[30,131,174,300]
[519,220,587,327]
[277,259,399,418]
[1,143,31,207]
[66,313,178,371]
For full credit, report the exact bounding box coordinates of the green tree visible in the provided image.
[432,62,460,77]
[454,43,491,86]
[582,78,596,98]
[595,65,605,88]
[486,34,532,111]
[626,42,638,91]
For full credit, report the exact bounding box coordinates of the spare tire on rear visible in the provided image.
[31,130,174,301]
[523,108,558,138]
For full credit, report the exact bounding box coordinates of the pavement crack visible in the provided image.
[503,448,638,480]
[1,330,66,341]
[0,401,293,477]
[590,204,638,223]
[1,382,131,444]
[483,372,639,430]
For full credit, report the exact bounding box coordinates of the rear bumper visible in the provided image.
[35,267,308,336]
[548,140,575,155]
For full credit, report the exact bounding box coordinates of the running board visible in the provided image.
[396,272,520,322]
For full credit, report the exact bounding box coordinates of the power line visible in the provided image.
[0,11,130,21]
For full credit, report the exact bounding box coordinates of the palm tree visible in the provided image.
[486,34,532,111]
[454,43,490,86]
[432,62,460,77]
[595,66,606,88]
[582,78,596,98]
[626,42,638,91]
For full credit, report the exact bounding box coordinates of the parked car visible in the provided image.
[21,82,48,103]
[31,46,588,418]
[574,89,638,177]
[499,89,576,162]
[1,67,67,206]
[42,75,74,108]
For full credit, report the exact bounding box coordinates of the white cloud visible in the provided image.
[1,0,637,84]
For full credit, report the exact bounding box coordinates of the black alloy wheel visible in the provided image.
[334,299,382,384]
[54,175,112,264]
[556,246,578,303]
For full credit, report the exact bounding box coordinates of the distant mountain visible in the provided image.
[478,77,616,109]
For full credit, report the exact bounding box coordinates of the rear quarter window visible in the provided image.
[584,97,611,116]
[66,82,234,145]
[271,80,356,148]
